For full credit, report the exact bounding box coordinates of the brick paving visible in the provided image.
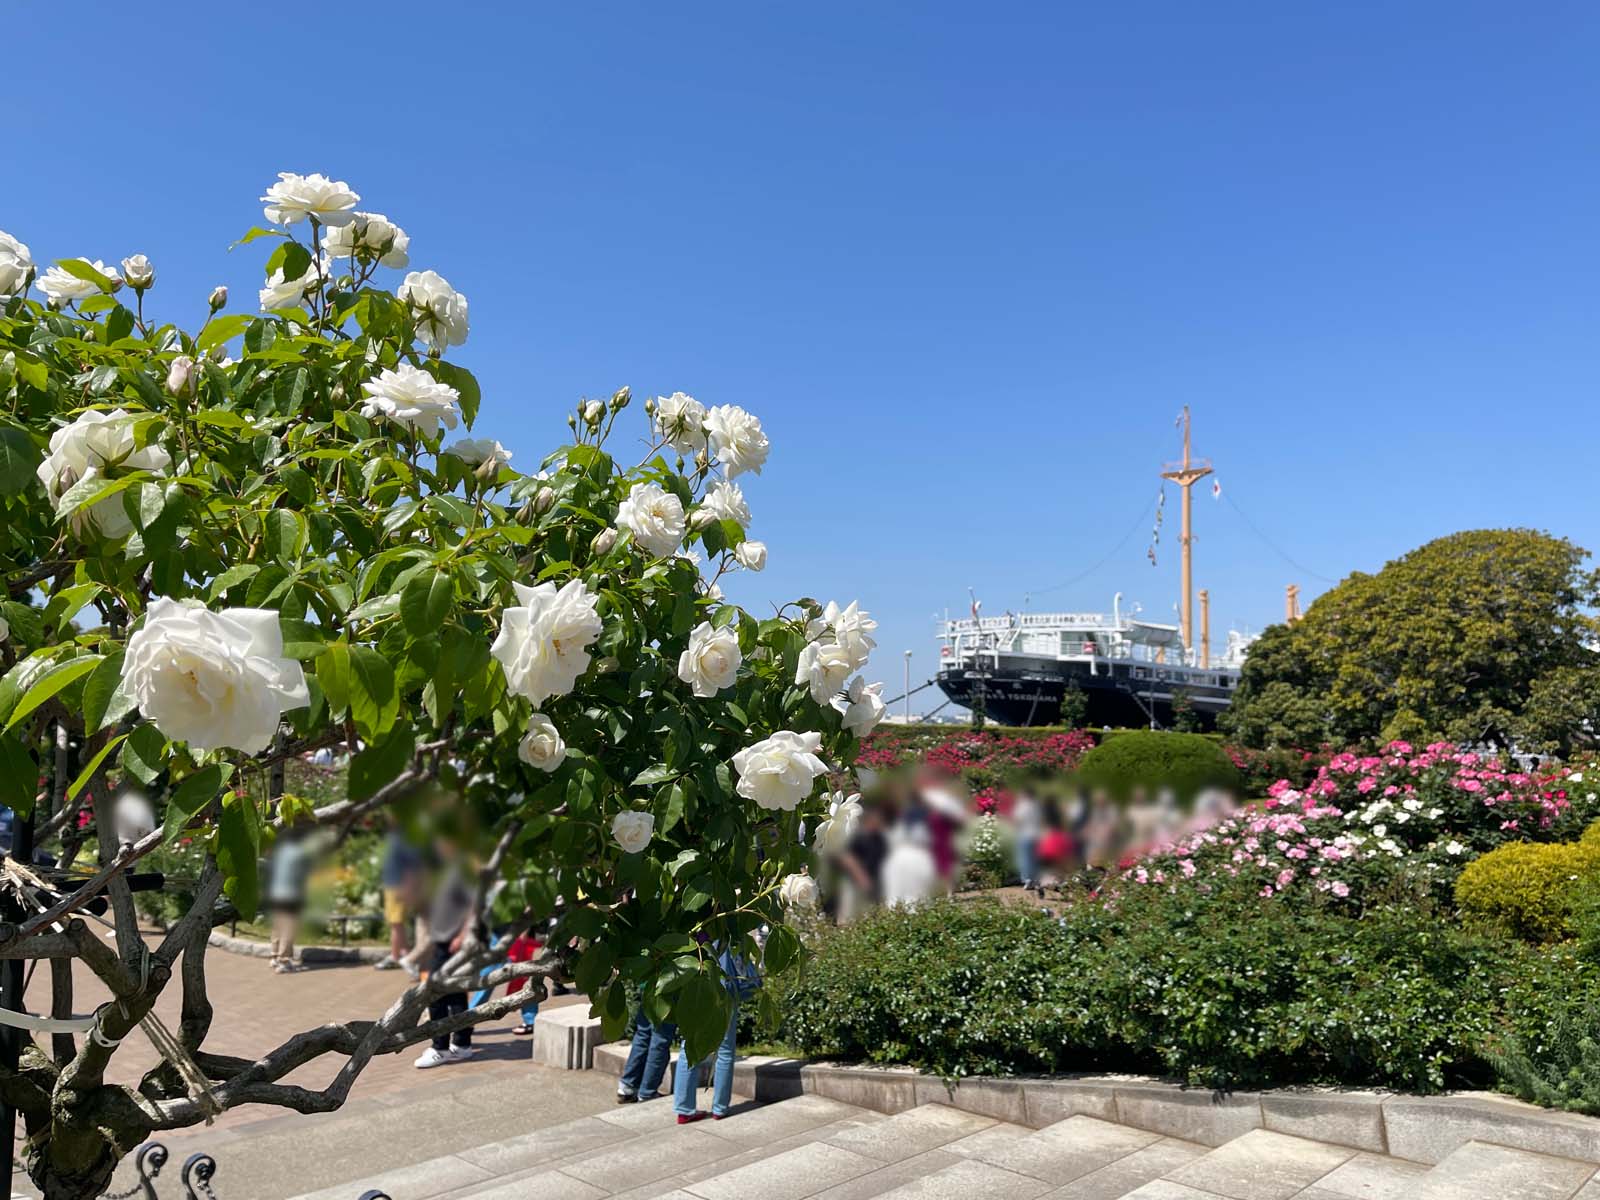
[34,924,588,1134]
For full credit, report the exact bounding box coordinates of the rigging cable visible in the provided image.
[1219,488,1339,585]
[1028,495,1157,598]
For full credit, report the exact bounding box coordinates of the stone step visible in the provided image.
[1408,1139,1598,1200]
[1140,1127,1357,1199]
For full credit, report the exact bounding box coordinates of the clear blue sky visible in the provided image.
[11,3,1600,712]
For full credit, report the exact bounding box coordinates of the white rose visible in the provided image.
[779,872,819,911]
[795,639,853,703]
[258,265,316,311]
[399,269,469,351]
[677,620,742,698]
[518,713,567,772]
[37,259,122,306]
[1445,840,1465,856]
[118,598,309,753]
[208,285,229,311]
[615,482,687,558]
[812,791,863,854]
[443,438,512,467]
[835,676,886,737]
[0,231,32,297]
[323,211,409,268]
[701,480,752,528]
[826,601,877,670]
[732,730,829,812]
[166,355,196,398]
[581,399,606,426]
[734,540,767,572]
[360,364,461,438]
[654,392,707,455]
[612,810,655,855]
[120,254,155,290]
[36,408,172,539]
[702,404,769,478]
[261,172,360,226]
[491,578,604,706]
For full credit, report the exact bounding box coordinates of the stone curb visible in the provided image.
[206,930,389,964]
[592,1042,1600,1166]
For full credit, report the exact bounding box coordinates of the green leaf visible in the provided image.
[400,570,454,639]
[196,313,254,351]
[232,226,287,247]
[574,943,616,997]
[54,258,115,291]
[163,764,231,843]
[121,723,167,786]
[347,646,398,740]
[0,426,38,495]
[317,642,351,720]
[0,734,38,814]
[348,721,414,802]
[66,733,128,805]
[81,651,132,734]
[433,362,482,426]
[5,656,102,732]
[263,508,305,563]
[208,563,261,600]
[674,971,731,1063]
[763,924,802,976]
[216,792,261,919]
[633,764,677,788]
[104,305,135,345]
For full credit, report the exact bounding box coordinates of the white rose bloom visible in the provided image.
[120,254,155,289]
[443,438,511,467]
[825,601,877,669]
[399,269,469,351]
[360,364,461,438]
[491,578,604,706]
[702,404,769,478]
[261,172,360,226]
[118,598,309,753]
[701,480,752,527]
[37,259,122,306]
[258,265,316,311]
[654,392,707,455]
[36,408,172,538]
[615,481,687,558]
[812,791,863,854]
[779,872,819,911]
[795,639,854,703]
[677,620,742,698]
[732,730,829,812]
[612,810,655,855]
[518,712,567,772]
[0,231,32,297]
[835,676,886,737]
[1445,840,1465,856]
[322,211,410,268]
[734,540,767,571]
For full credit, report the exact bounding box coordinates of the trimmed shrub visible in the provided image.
[1455,841,1600,942]
[1488,945,1600,1114]
[781,891,1508,1091]
[1074,731,1243,808]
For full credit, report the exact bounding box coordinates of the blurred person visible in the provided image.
[1012,787,1043,894]
[375,828,424,976]
[837,802,892,921]
[915,768,968,889]
[617,1006,677,1104]
[413,851,479,1069]
[881,804,938,907]
[470,927,543,1036]
[266,828,313,974]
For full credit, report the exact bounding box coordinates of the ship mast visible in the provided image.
[1160,407,1212,664]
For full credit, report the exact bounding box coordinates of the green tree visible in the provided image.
[1169,686,1201,733]
[1059,678,1088,730]
[0,180,876,1198]
[1223,530,1600,751]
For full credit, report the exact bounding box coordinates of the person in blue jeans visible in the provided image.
[672,1000,738,1123]
[616,1014,677,1104]
[673,946,759,1124]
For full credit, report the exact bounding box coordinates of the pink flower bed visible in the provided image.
[1115,741,1598,905]
[856,729,1094,788]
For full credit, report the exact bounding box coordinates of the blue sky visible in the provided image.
[11,3,1600,713]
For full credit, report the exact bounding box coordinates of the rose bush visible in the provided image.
[0,173,884,1198]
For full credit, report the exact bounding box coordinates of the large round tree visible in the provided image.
[1223,529,1600,752]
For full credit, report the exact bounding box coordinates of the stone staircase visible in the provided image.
[280,1087,1600,1200]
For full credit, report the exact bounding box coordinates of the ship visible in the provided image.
[934,409,1267,729]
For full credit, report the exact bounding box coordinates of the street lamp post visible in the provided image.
[903,650,912,723]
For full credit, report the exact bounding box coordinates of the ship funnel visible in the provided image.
[1113,591,1122,625]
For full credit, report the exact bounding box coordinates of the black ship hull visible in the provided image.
[936,655,1237,729]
